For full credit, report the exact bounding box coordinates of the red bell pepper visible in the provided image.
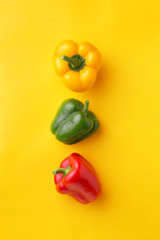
[53,153,102,204]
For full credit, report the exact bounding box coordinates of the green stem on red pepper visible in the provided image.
[53,165,71,177]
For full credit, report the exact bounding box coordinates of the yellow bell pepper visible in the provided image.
[53,40,102,92]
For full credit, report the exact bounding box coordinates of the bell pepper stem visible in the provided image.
[53,165,71,177]
[61,55,81,67]
[82,101,89,115]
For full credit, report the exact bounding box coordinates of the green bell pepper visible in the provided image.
[50,98,100,144]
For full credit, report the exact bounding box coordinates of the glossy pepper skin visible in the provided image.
[50,99,100,144]
[53,153,102,204]
[53,40,102,92]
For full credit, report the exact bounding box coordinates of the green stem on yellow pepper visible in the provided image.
[61,54,85,72]
[61,55,81,67]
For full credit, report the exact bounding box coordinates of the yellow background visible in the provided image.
[0,0,160,239]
